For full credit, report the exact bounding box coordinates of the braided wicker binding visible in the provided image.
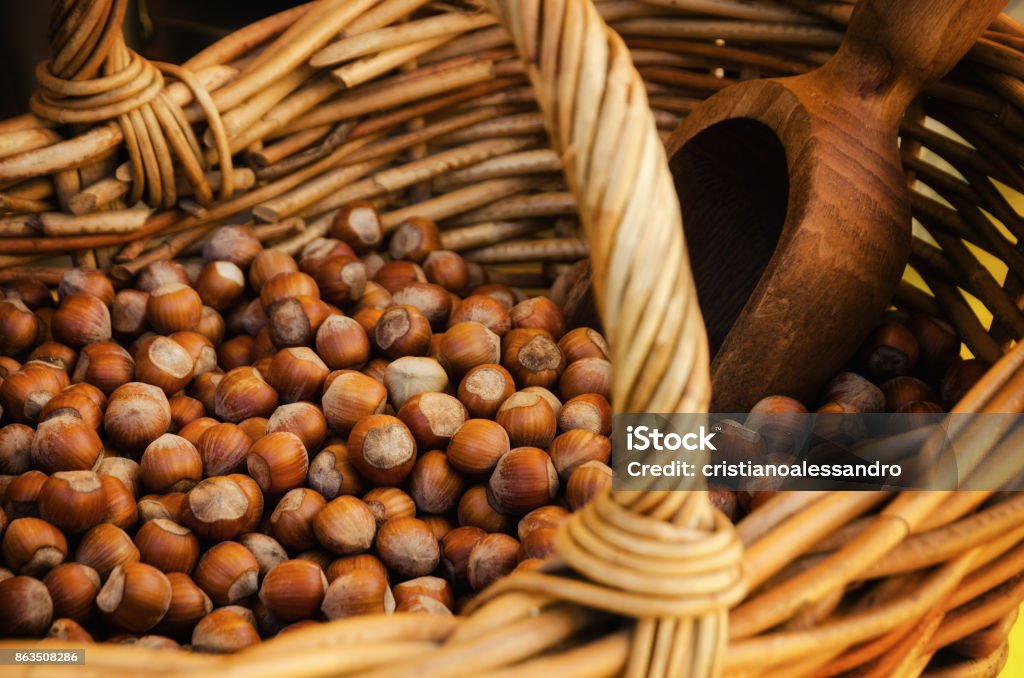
[0,1,1023,676]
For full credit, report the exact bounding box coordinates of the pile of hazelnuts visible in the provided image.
[0,202,614,651]
[714,310,984,518]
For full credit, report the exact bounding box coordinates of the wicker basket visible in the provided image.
[2,0,1024,675]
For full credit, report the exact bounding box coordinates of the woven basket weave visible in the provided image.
[2,0,1024,676]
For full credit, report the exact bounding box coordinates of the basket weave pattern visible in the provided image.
[1,0,1024,676]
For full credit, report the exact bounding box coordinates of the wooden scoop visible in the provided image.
[666,0,1003,412]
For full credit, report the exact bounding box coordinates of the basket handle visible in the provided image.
[484,0,712,416]
[476,2,743,675]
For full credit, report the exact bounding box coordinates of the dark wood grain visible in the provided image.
[666,0,1004,412]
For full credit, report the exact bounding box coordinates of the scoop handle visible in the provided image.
[821,0,1003,116]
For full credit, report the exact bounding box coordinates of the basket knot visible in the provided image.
[30,0,230,209]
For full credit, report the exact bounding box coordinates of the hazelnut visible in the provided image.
[259,271,319,310]
[269,488,327,552]
[441,526,486,585]
[47,617,93,642]
[169,395,206,430]
[137,261,190,294]
[313,495,376,555]
[28,341,77,373]
[57,268,113,306]
[266,402,327,452]
[181,477,250,542]
[472,284,516,309]
[259,559,328,622]
[408,451,466,515]
[905,314,960,381]
[137,493,187,524]
[0,423,34,474]
[421,250,467,293]
[43,563,100,624]
[375,304,432,358]
[858,322,919,382]
[307,444,364,499]
[267,295,333,348]
[96,454,141,495]
[881,377,938,412]
[246,432,308,495]
[330,201,383,253]
[383,356,448,411]
[447,419,511,475]
[821,373,885,413]
[214,366,279,422]
[203,225,263,267]
[353,307,384,339]
[510,297,564,339]
[389,217,440,262]
[267,347,329,402]
[5,278,52,310]
[315,315,370,371]
[31,415,103,474]
[457,485,512,533]
[313,255,367,307]
[322,371,387,435]
[374,260,426,295]
[196,422,252,476]
[548,429,612,480]
[449,294,510,336]
[196,261,246,312]
[134,519,200,574]
[249,250,299,291]
[320,568,391,620]
[74,524,139,578]
[348,414,417,486]
[163,572,213,632]
[193,541,259,606]
[362,487,416,527]
[398,392,467,451]
[195,306,225,345]
[217,335,256,372]
[940,359,990,408]
[146,284,203,334]
[1,363,68,423]
[41,382,106,427]
[52,295,111,347]
[518,526,557,560]
[393,576,453,613]
[104,382,171,455]
[189,373,223,414]
[325,553,388,583]
[375,517,440,578]
[467,534,519,591]
[169,331,216,376]
[0,299,41,356]
[566,460,613,510]
[0,576,53,637]
[392,283,451,331]
[518,505,569,541]
[558,357,611,400]
[112,289,150,341]
[488,447,558,515]
[557,327,609,363]
[362,358,390,384]
[419,514,453,542]
[100,475,138,530]
[496,390,557,448]
[70,342,134,397]
[138,434,202,494]
[4,470,46,519]
[502,328,565,388]
[236,533,289,579]
[96,562,172,633]
[2,517,68,575]
[440,321,501,376]
[38,471,106,534]
[458,364,515,419]
[558,393,612,435]
[191,608,260,653]
[354,280,393,312]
